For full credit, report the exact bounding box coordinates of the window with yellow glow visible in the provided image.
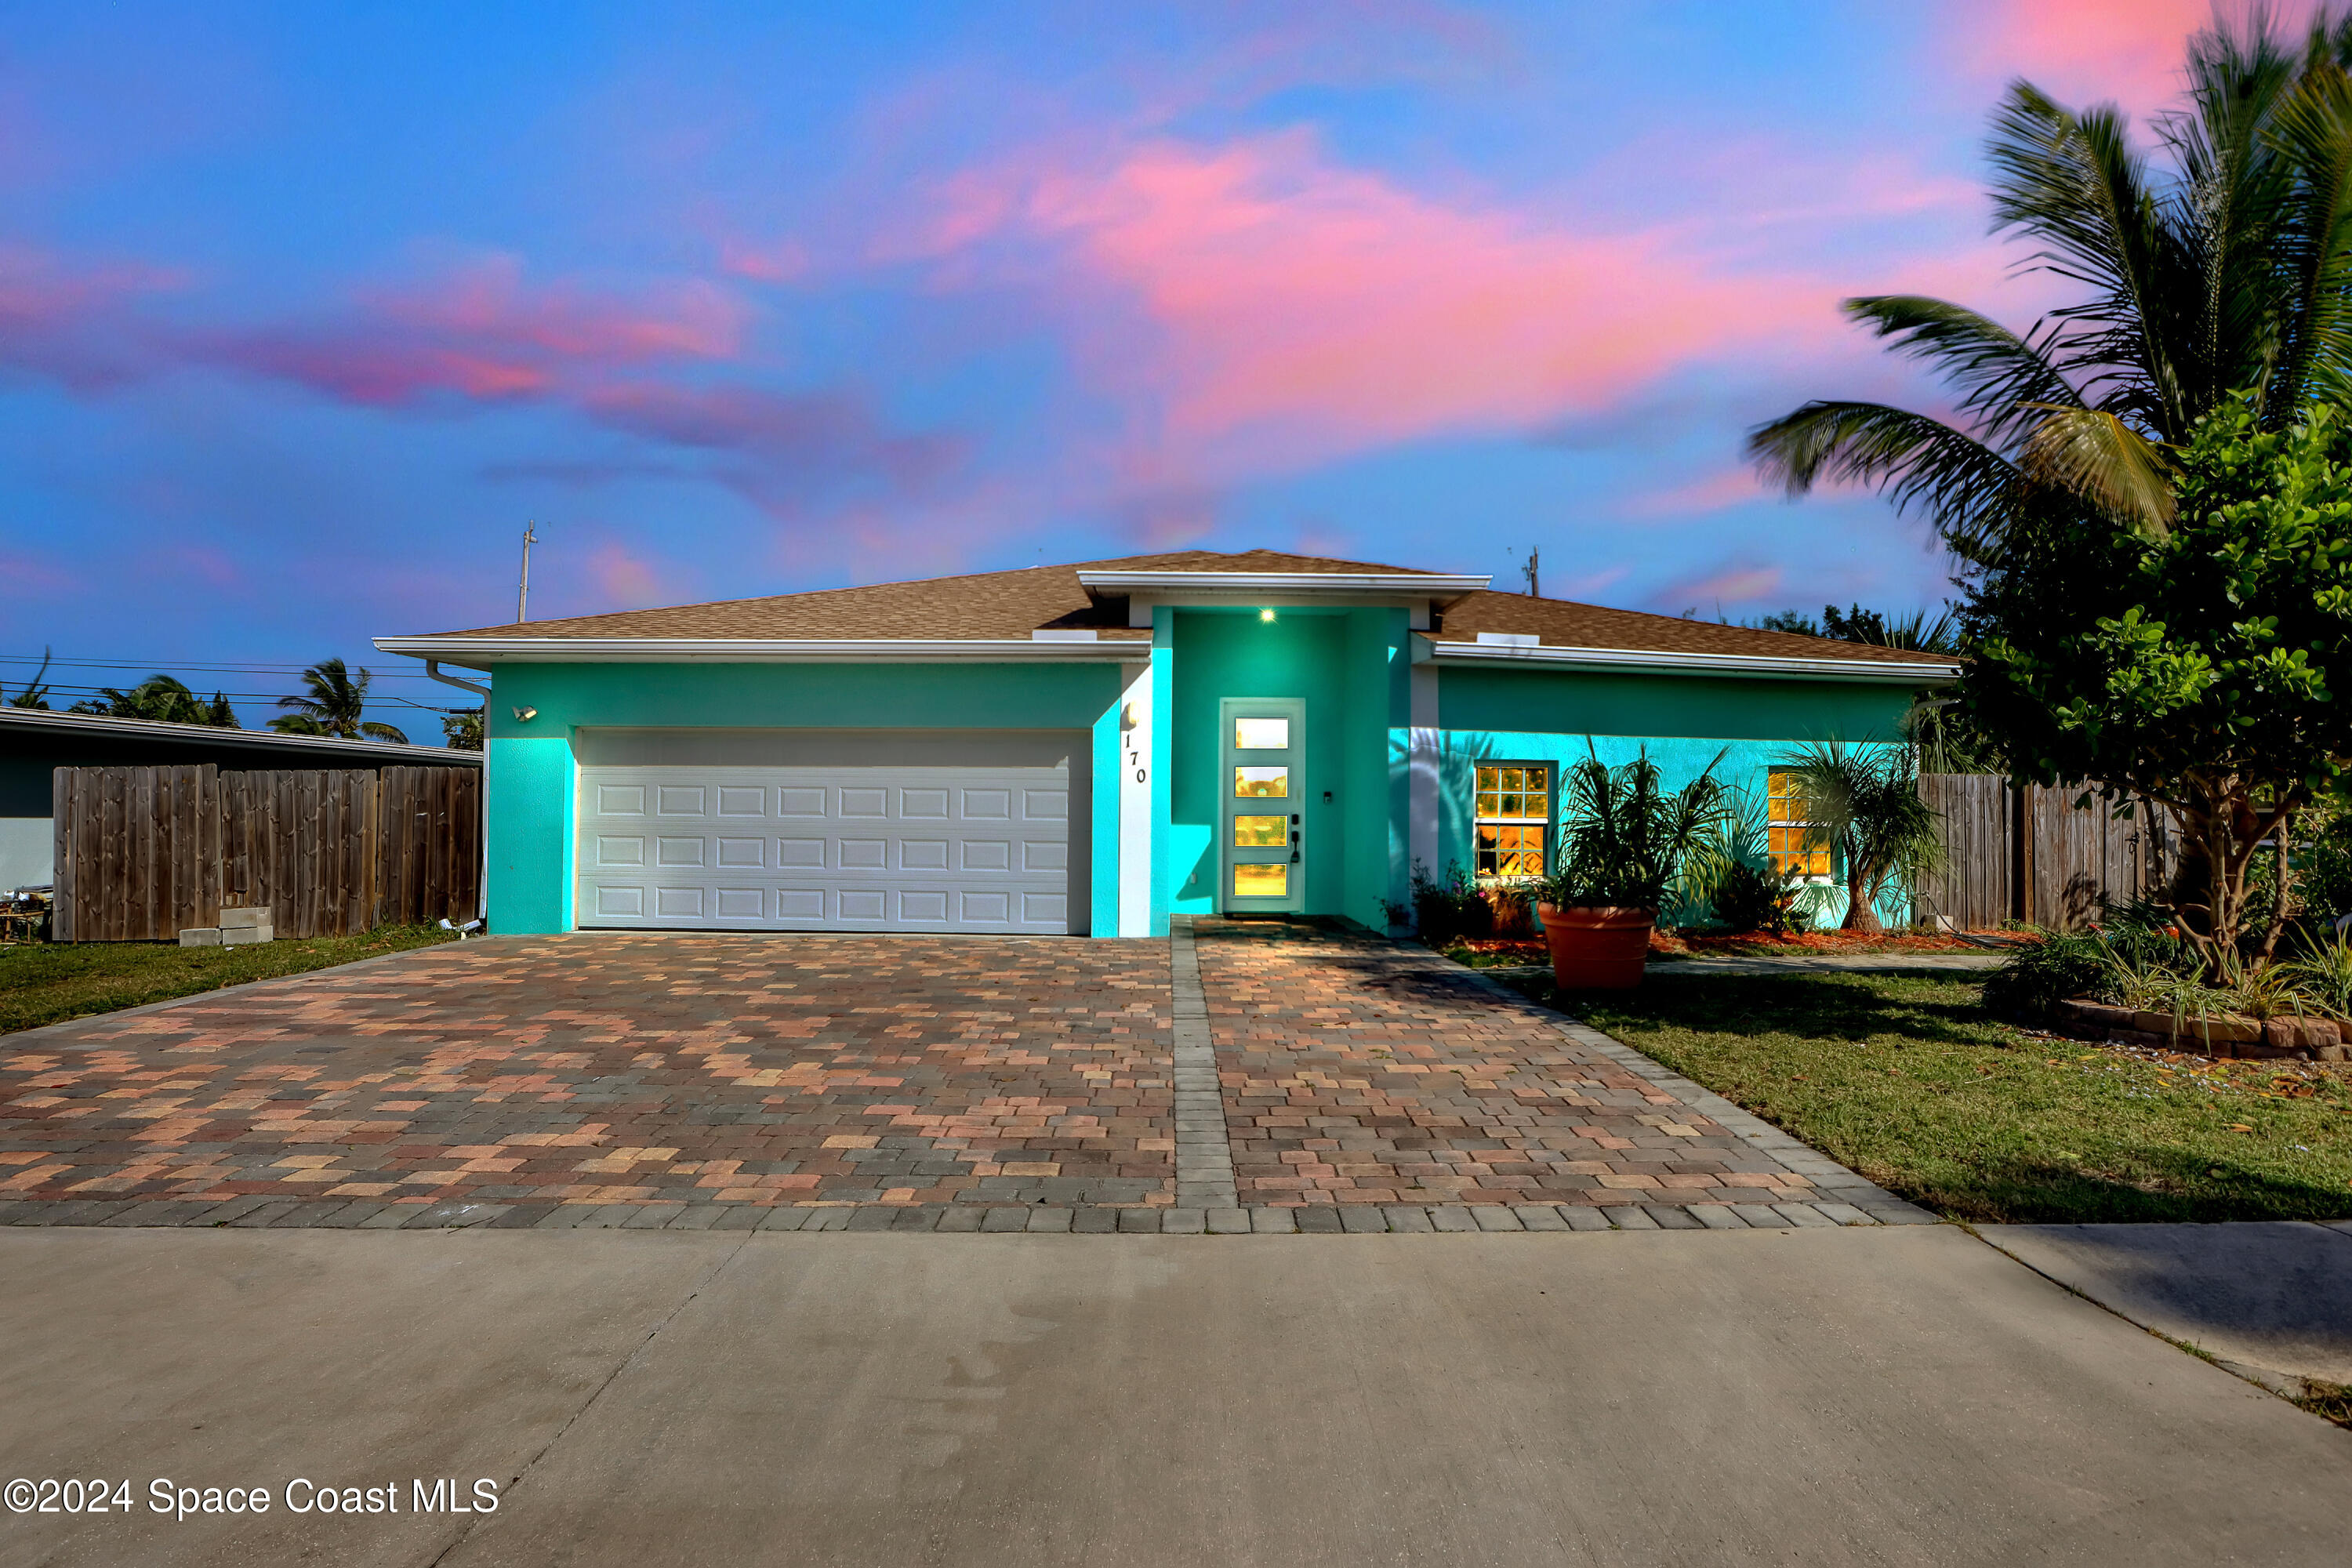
[1233,863,1288,897]
[1232,815,1288,848]
[1233,767,1289,798]
[1474,764,1550,879]
[1233,717,1289,750]
[1768,770,1832,877]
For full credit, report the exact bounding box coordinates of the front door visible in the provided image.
[1221,698,1304,913]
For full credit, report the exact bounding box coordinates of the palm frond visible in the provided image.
[2018,405,2178,532]
[1988,85,2191,435]
[1745,401,2024,560]
[1842,296,2085,449]
[2262,56,2352,414]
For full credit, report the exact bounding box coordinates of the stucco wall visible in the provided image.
[1433,670,1926,929]
[481,661,1130,935]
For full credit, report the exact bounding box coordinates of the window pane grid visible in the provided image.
[1766,771,1831,877]
[1473,764,1552,879]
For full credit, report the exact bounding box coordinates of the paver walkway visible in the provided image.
[1,924,1930,1232]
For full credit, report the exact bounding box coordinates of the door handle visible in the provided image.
[1290,849,1301,863]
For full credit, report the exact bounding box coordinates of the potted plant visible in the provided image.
[1538,747,1730,988]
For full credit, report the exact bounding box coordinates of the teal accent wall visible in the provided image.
[486,735,576,934]
[1149,612,1174,937]
[1090,697,1120,938]
[1165,606,1401,929]
[1433,728,1915,929]
[483,661,1129,936]
[1440,666,1918,742]
[1343,608,1410,930]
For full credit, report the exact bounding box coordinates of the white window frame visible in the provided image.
[1473,761,1552,882]
[1766,768,1836,883]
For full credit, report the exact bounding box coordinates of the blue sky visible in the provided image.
[0,1,2250,737]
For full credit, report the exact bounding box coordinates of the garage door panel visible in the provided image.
[578,759,1076,934]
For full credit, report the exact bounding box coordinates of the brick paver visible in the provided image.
[1201,920,1829,1209]
[0,924,1936,1232]
[0,935,1173,1210]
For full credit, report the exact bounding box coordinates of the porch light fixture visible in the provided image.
[1259,608,1276,622]
[511,706,538,723]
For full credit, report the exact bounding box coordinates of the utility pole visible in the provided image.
[517,524,539,624]
[1523,545,1540,597]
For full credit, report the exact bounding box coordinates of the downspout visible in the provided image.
[423,659,492,923]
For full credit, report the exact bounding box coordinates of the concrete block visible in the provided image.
[1160,1209,1207,1234]
[1561,1206,1613,1231]
[1603,1206,1658,1230]
[178,927,222,947]
[219,906,273,929]
[221,924,274,946]
[1338,1207,1387,1233]
[1515,1206,1570,1232]
[1250,1208,1298,1234]
[1205,1207,1252,1234]
[1472,1207,1524,1232]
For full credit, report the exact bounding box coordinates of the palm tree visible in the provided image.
[7,648,54,710]
[272,657,408,744]
[72,674,214,725]
[1749,12,2352,557]
[1775,743,1946,935]
[440,706,484,751]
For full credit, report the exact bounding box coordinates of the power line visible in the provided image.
[0,652,448,678]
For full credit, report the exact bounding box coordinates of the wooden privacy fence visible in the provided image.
[51,764,481,942]
[1915,773,2166,931]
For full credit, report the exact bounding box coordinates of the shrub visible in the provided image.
[1981,931,2114,1020]
[1707,858,1806,935]
[1410,862,1493,946]
[1544,746,1730,911]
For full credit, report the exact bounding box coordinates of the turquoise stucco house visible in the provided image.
[376,550,1956,938]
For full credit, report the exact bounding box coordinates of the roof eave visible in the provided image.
[1425,640,1960,684]
[374,636,1152,668]
[0,706,481,762]
[1076,570,1491,595]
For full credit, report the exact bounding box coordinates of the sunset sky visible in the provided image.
[0,1,2281,734]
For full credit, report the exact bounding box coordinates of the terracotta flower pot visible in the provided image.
[1537,903,1657,989]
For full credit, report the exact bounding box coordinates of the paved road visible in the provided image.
[3,1225,2345,1567]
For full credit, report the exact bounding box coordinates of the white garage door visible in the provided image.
[576,760,1073,934]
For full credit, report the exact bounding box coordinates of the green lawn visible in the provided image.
[1501,970,2352,1224]
[0,926,456,1036]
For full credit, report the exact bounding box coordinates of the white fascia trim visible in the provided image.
[374,636,1152,669]
[0,704,480,763]
[1077,570,1492,594]
[1425,640,1959,684]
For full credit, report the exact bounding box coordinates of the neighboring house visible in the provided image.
[374,550,1956,939]
[0,707,481,892]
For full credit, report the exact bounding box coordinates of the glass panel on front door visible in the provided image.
[1221,699,1305,913]
[1233,767,1289,797]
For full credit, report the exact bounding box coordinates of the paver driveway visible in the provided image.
[0,935,1174,1210]
[2,923,1907,1229]
[1200,920,1829,1208]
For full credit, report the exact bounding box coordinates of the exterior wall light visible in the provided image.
[511,706,538,723]
[1259,608,1276,622]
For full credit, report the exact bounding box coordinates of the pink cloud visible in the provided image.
[0,244,183,388]
[1622,467,1767,520]
[1651,562,1785,612]
[715,238,811,283]
[585,543,666,608]
[1951,1,2325,120]
[203,256,750,408]
[579,383,965,492]
[902,131,1860,478]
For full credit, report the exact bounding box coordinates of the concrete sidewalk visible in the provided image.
[1980,1221,2352,1390]
[3,1226,2346,1566]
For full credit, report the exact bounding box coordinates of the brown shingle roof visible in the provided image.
[419,550,1441,641]
[1439,591,1952,667]
[407,547,1950,666]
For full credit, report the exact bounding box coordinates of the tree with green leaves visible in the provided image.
[1750,11,2352,557]
[271,657,407,744]
[441,706,483,750]
[71,674,238,728]
[1773,742,1946,936]
[1965,395,2352,978]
